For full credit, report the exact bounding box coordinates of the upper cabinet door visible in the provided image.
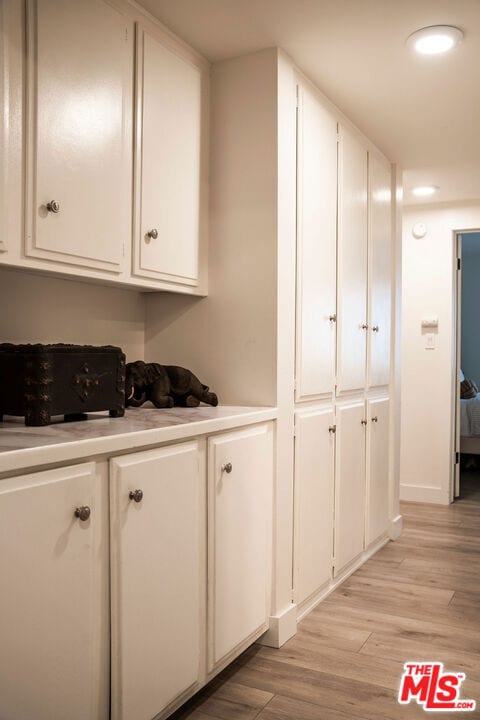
[368,155,392,389]
[25,0,132,273]
[295,85,337,402]
[133,25,206,286]
[337,126,368,395]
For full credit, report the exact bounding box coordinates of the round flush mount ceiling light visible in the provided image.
[412,185,439,197]
[407,25,464,55]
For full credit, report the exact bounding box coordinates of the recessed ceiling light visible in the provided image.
[412,185,439,197]
[407,25,464,55]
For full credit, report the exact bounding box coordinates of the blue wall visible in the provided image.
[461,232,480,385]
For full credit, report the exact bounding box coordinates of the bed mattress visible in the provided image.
[460,392,480,437]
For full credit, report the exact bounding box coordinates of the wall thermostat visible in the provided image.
[412,222,427,239]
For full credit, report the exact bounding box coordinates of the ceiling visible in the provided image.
[138,0,480,206]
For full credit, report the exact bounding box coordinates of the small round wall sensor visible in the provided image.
[412,222,427,239]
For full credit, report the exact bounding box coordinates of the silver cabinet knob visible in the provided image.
[361,419,367,426]
[328,425,336,434]
[129,489,144,503]
[329,314,337,322]
[221,462,233,474]
[146,228,158,240]
[372,325,379,332]
[74,506,91,521]
[372,416,378,423]
[46,200,60,213]
[361,323,369,330]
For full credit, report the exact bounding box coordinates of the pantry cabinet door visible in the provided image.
[134,25,204,286]
[337,126,368,394]
[334,401,366,576]
[295,85,337,401]
[0,463,109,720]
[294,407,335,604]
[25,0,131,273]
[208,423,273,670]
[110,442,205,720]
[368,155,392,389]
[366,397,390,546]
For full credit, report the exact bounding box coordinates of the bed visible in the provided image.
[460,393,480,453]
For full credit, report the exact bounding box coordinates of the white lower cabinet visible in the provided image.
[334,401,367,577]
[208,423,273,670]
[366,397,390,546]
[0,462,109,720]
[294,407,335,604]
[110,441,206,720]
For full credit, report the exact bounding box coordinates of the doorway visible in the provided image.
[455,230,480,500]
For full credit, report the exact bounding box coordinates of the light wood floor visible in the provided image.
[173,472,480,720]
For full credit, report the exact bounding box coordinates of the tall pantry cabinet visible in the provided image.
[143,49,399,644]
[294,79,393,610]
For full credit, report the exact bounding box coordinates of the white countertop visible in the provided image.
[0,405,277,476]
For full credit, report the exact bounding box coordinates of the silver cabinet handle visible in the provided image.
[146,229,158,240]
[372,325,379,332]
[372,416,378,423]
[221,462,233,474]
[74,506,91,521]
[46,200,60,213]
[361,323,368,330]
[328,425,336,434]
[129,489,144,503]
[329,314,337,322]
[361,419,367,426]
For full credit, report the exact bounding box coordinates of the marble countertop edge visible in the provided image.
[0,405,278,476]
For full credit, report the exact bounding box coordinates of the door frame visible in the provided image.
[452,228,480,501]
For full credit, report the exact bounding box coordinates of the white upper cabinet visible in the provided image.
[25,0,132,273]
[368,155,392,388]
[295,84,337,402]
[133,24,206,286]
[337,125,368,395]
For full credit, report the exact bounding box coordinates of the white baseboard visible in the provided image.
[389,514,403,539]
[400,484,451,505]
[257,603,297,648]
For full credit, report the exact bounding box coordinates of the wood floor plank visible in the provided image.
[255,694,357,720]
[254,641,405,691]
[294,617,372,652]
[360,631,480,681]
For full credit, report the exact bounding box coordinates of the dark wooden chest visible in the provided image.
[0,344,126,426]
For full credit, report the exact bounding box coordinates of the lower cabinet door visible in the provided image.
[334,401,367,576]
[0,462,109,720]
[294,407,335,604]
[110,441,206,720]
[208,423,273,670]
[366,397,390,546]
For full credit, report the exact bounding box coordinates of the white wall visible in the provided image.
[401,201,480,504]
[145,48,279,406]
[0,268,146,360]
